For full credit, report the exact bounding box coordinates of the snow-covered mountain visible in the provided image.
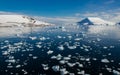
[0,15,51,27]
[77,17,115,25]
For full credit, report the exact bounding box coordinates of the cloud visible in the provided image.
[1,10,120,24]
[33,16,82,24]
[75,13,81,17]
[74,9,120,23]
[104,0,115,4]
[0,11,17,15]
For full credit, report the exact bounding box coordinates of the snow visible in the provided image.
[113,70,120,75]
[101,59,110,63]
[47,50,53,55]
[16,65,21,68]
[52,65,60,72]
[58,45,64,51]
[87,17,114,25]
[60,68,68,75]
[42,64,49,71]
[0,15,30,24]
[51,54,62,60]
[77,70,85,75]
[0,14,51,27]
[59,60,66,65]
[29,36,37,40]
[63,57,71,60]
[67,63,76,67]
[78,17,115,25]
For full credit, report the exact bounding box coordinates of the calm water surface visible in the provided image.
[0,25,120,75]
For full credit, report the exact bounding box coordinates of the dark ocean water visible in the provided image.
[0,25,120,75]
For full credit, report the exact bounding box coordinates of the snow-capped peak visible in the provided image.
[0,14,51,27]
[77,17,115,25]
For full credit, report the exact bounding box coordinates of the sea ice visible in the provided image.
[58,45,64,51]
[47,50,53,55]
[101,59,110,63]
[60,68,68,75]
[52,65,60,72]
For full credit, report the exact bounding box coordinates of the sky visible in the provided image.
[0,0,120,23]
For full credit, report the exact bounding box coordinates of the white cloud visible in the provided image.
[1,10,120,24]
[104,0,115,4]
[33,16,82,24]
[0,11,17,15]
[75,13,81,17]
[74,9,120,23]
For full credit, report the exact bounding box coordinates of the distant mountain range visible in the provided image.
[0,14,51,27]
[0,14,119,27]
[77,17,115,25]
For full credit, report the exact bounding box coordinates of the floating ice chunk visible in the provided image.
[2,51,9,55]
[78,64,84,68]
[79,64,84,68]
[7,65,13,68]
[60,68,68,75]
[57,36,62,39]
[86,58,90,62]
[110,46,115,48]
[68,46,76,50]
[106,68,112,72]
[84,48,89,52]
[1,45,8,49]
[52,65,60,72]
[97,38,101,41]
[101,59,110,63]
[58,45,64,51]
[22,69,28,75]
[68,55,72,57]
[59,26,66,31]
[67,63,76,67]
[29,54,33,57]
[74,38,82,41]
[77,70,85,75]
[51,56,57,59]
[29,36,37,40]
[14,42,23,46]
[69,73,75,75]
[51,54,62,60]
[16,65,21,68]
[80,57,85,61]
[56,54,62,60]
[103,46,108,49]
[80,47,84,49]
[59,60,66,65]
[42,64,49,71]
[76,62,84,68]
[40,37,46,41]
[63,57,71,61]
[47,50,53,55]
[33,56,38,59]
[36,44,42,48]
[68,36,72,39]
[4,40,9,43]
[36,42,42,45]
[108,53,111,56]
[5,59,16,63]
[99,73,103,75]
[113,70,120,75]
[92,58,97,61]
[43,66,49,71]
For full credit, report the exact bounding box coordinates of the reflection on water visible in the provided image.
[0,25,120,75]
